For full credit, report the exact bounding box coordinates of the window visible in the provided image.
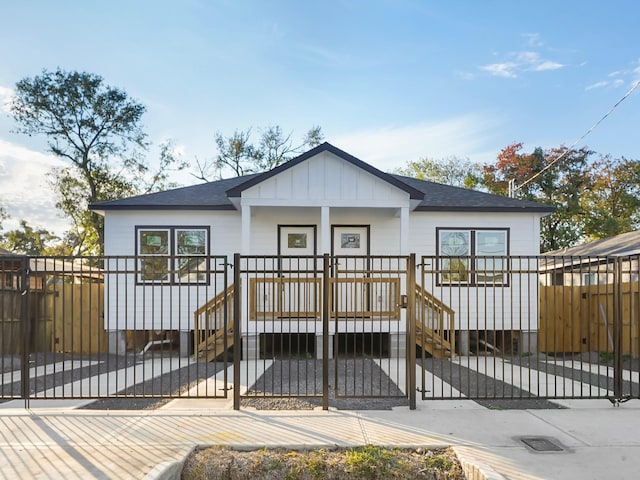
[437,228,508,285]
[136,226,209,284]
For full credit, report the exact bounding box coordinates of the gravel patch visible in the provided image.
[241,358,409,410]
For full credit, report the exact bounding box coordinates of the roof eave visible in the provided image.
[414,206,556,213]
[90,204,237,212]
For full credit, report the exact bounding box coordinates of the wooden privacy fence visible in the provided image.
[29,283,106,354]
[0,290,22,354]
[539,282,640,356]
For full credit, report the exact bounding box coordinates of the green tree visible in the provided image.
[395,156,482,189]
[194,125,324,180]
[482,143,591,252]
[9,68,183,254]
[580,156,640,240]
[1,220,60,255]
[0,206,7,233]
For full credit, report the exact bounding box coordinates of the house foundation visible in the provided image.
[520,330,538,354]
[315,333,334,359]
[180,331,191,357]
[389,333,406,358]
[108,330,127,356]
[243,334,259,360]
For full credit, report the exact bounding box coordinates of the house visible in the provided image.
[538,231,640,356]
[0,247,101,291]
[541,230,640,286]
[90,142,554,358]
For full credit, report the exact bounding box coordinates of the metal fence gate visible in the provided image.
[417,255,640,405]
[233,254,415,409]
[1,255,232,406]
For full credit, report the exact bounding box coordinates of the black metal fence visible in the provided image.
[1,253,638,408]
[233,254,413,409]
[1,255,231,406]
[418,255,640,404]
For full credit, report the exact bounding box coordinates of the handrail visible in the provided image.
[415,285,455,357]
[194,284,234,360]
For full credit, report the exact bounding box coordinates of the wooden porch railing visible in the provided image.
[248,277,401,320]
[193,284,234,362]
[415,285,455,358]
[249,277,322,319]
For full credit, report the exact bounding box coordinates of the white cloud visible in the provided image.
[0,85,14,113]
[0,139,69,235]
[332,115,502,172]
[532,60,564,72]
[480,62,519,78]
[523,33,543,47]
[481,48,564,78]
[170,143,186,157]
[585,81,609,91]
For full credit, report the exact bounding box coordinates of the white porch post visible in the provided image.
[400,206,409,255]
[241,203,251,254]
[320,206,330,253]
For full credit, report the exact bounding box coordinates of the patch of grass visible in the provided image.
[423,451,456,471]
[344,445,396,477]
[181,445,465,479]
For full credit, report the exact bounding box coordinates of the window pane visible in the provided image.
[440,231,470,283]
[440,231,470,256]
[476,231,506,255]
[441,257,470,282]
[476,231,506,283]
[477,257,505,283]
[176,229,207,255]
[176,257,207,283]
[140,257,169,281]
[175,229,207,283]
[139,230,169,255]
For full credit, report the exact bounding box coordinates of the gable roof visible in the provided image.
[90,142,554,214]
[545,230,640,257]
[225,142,425,199]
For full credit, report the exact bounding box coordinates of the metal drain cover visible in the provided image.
[519,436,564,452]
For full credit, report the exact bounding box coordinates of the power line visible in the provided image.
[512,79,640,196]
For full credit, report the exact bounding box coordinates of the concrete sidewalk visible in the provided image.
[0,398,639,480]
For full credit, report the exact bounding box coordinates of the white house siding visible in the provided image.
[103,210,239,331]
[409,211,542,332]
[241,151,410,208]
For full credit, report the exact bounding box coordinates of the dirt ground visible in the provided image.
[181,445,465,479]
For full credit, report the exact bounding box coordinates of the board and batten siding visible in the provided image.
[241,151,410,208]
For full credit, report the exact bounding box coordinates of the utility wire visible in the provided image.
[512,79,640,195]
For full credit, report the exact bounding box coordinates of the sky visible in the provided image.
[1,0,639,236]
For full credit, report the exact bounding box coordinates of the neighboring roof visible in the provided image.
[90,142,555,214]
[29,258,103,278]
[545,230,640,257]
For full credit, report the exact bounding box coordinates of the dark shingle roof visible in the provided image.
[90,175,257,211]
[393,175,555,213]
[90,143,554,214]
